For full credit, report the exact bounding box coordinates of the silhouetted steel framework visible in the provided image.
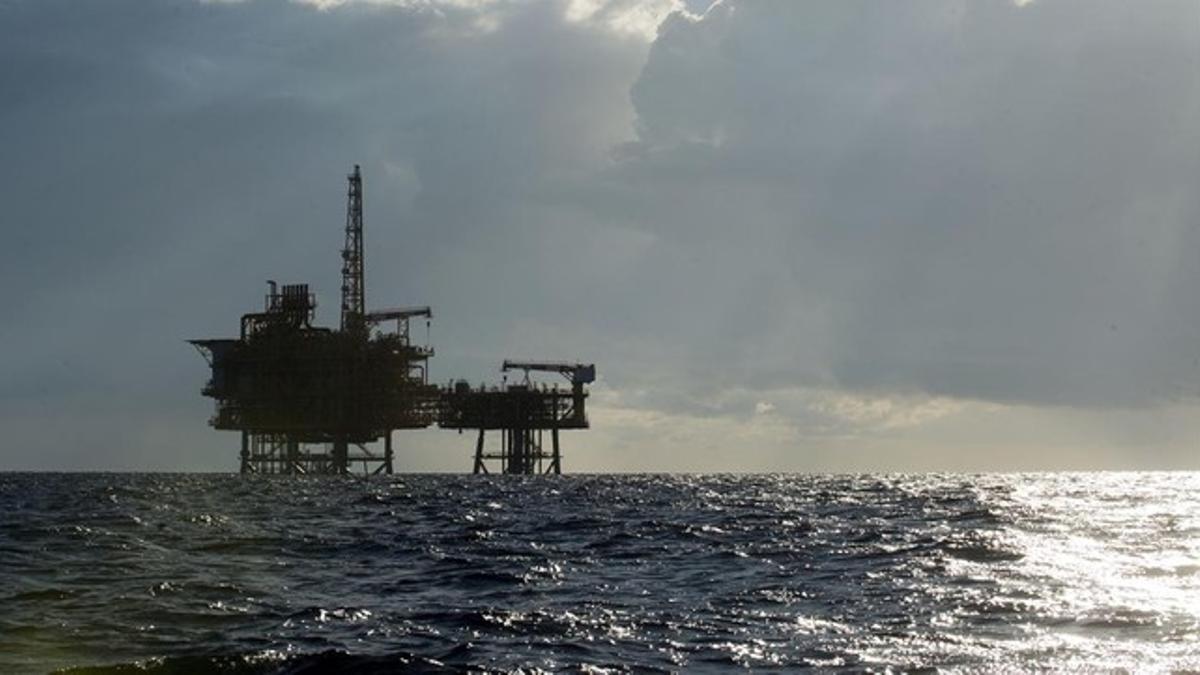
[439,362,594,474]
[189,166,593,475]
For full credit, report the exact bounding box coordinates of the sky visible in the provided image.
[1,0,1199,472]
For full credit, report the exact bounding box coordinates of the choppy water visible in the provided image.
[1,473,1199,673]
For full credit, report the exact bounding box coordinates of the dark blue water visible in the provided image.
[2,473,1198,673]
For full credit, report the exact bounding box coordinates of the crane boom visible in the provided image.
[502,360,595,385]
[364,306,432,323]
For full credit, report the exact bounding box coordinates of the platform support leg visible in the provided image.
[384,431,394,475]
[285,439,299,474]
[549,427,561,475]
[239,431,250,474]
[505,428,521,475]
[333,438,349,474]
[473,429,487,474]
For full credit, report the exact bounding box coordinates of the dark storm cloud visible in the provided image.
[608,0,1200,408]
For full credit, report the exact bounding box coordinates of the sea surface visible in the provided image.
[1,473,1198,673]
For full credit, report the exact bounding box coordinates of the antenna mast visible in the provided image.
[341,164,366,331]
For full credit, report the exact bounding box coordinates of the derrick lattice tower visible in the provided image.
[341,164,366,332]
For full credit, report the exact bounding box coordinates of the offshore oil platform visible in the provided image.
[190,166,593,475]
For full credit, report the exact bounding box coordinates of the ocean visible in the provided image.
[1,473,1197,673]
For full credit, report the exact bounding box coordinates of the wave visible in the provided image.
[55,650,459,675]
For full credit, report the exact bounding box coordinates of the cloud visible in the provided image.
[606,0,1200,409]
[1,0,1198,470]
[277,0,692,41]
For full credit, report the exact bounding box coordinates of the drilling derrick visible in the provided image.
[341,165,366,333]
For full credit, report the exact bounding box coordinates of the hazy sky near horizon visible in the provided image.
[2,0,1199,471]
